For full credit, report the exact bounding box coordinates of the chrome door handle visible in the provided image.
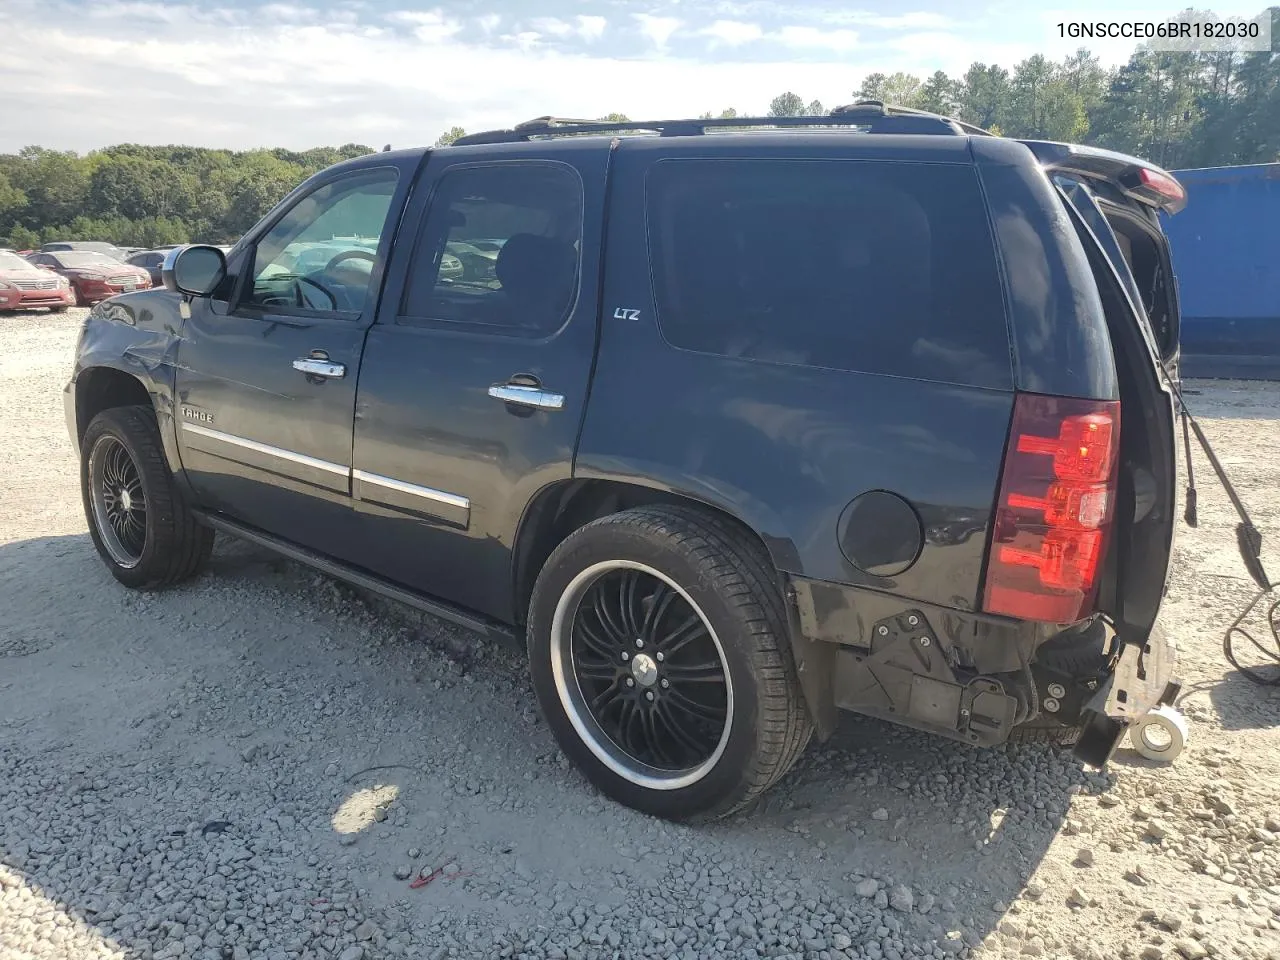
[488,383,565,411]
[293,357,346,379]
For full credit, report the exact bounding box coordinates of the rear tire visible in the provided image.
[81,404,213,589]
[527,505,812,821]
[50,306,69,314]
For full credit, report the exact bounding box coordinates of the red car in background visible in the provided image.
[26,251,151,305]
[0,249,76,313]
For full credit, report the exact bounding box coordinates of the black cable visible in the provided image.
[1159,358,1279,685]
[1223,588,1280,686]
[1180,406,1198,527]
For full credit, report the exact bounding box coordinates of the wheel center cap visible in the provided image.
[631,653,658,688]
[119,489,133,511]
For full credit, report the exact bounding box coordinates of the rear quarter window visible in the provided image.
[645,159,1013,389]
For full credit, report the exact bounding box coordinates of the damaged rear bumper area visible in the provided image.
[786,576,1178,765]
[1072,622,1180,766]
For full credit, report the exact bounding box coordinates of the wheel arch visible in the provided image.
[510,478,795,628]
[75,366,153,440]
[73,363,188,486]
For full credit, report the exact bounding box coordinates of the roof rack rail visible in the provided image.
[451,101,994,146]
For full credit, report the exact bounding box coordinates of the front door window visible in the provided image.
[245,168,400,315]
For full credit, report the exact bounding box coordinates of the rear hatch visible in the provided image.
[1025,141,1184,647]
[1022,141,1185,376]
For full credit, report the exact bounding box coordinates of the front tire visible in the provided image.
[81,405,213,588]
[528,505,811,821]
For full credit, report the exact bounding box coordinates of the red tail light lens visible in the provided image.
[983,394,1120,623]
[1137,167,1186,204]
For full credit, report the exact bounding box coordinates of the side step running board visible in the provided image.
[195,512,516,642]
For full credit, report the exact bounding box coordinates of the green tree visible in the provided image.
[6,224,40,249]
[918,71,960,115]
[596,113,631,123]
[7,147,89,230]
[1004,55,1087,141]
[957,63,1011,130]
[0,170,26,230]
[857,72,923,107]
[434,126,467,147]
[1060,47,1108,106]
[768,92,805,116]
[806,99,825,115]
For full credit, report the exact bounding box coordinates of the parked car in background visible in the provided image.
[40,241,127,261]
[0,249,77,312]
[126,250,168,287]
[27,251,150,304]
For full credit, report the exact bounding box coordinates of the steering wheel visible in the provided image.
[292,275,337,311]
[325,249,376,272]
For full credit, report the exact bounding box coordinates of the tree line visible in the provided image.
[0,144,373,250]
[2,11,1277,250]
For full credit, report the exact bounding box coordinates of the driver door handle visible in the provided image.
[488,383,565,410]
[293,356,346,379]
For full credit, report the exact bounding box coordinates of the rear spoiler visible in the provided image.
[1019,141,1187,215]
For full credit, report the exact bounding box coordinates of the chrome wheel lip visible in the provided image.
[88,434,146,569]
[549,559,734,791]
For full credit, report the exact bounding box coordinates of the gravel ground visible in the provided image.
[2,306,1279,960]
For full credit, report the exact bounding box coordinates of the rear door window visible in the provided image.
[400,163,583,336]
[645,159,1013,389]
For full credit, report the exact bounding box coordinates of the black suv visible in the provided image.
[65,104,1185,821]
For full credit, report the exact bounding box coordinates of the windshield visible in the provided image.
[54,252,119,267]
[0,252,30,270]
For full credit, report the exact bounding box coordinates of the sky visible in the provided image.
[0,0,1271,153]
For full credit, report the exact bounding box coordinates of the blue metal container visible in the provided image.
[1162,163,1280,380]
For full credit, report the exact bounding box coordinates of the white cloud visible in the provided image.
[532,17,573,37]
[532,15,607,42]
[576,15,607,42]
[634,13,681,51]
[5,0,1245,154]
[0,0,877,151]
[848,12,953,30]
[507,30,543,51]
[776,26,861,53]
[888,31,965,55]
[386,9,462,43]
[702,20,765,46]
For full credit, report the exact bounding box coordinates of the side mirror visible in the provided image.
[164,244,226,297]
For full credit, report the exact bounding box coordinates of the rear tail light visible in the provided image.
[1136,167,1186,204]
[983,393,1120,623]
[1123,166,1187,212]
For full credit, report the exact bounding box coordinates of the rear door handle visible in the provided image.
[293,357,346,379]
[488,383,565,411]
